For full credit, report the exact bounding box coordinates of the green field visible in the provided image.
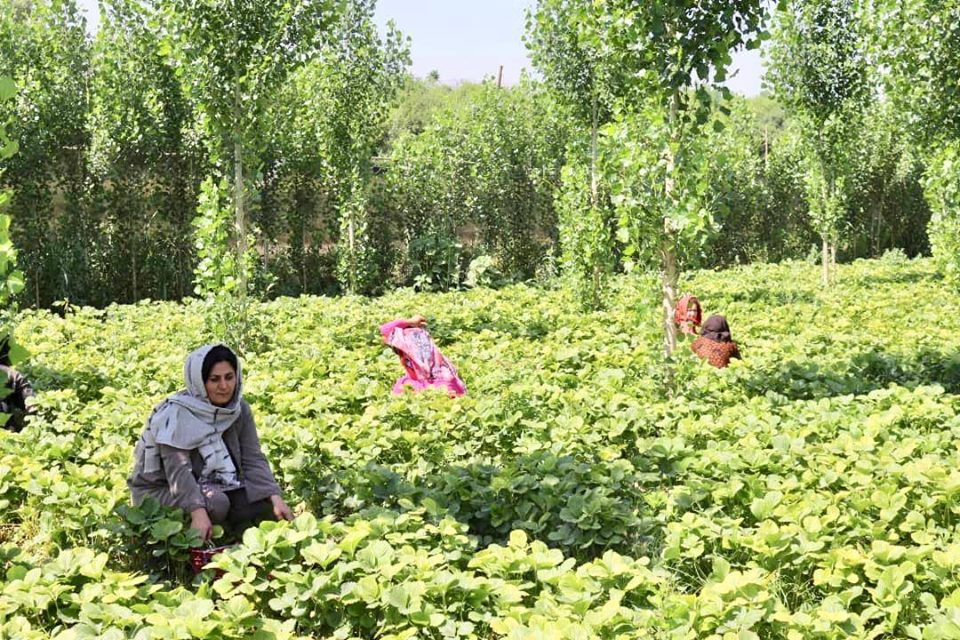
[2,256,959,639]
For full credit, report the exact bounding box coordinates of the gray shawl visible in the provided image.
[134,344,243,489]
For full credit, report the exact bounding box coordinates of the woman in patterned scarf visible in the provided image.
[691,315,742,369]
[127,344,293,540]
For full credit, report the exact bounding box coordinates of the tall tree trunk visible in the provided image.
[301,206,308,294]
[764,125,769,171]
[347,206,356,294]
[131,242,138,303]
[874,197,885,257]
[590,94,599,208]
[234,136,247,296]
[588,94,602,307]
[661,235,678,359]
[234,85,248,298]
[821,235,830,287]
[662,93,680,359]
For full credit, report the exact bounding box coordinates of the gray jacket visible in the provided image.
[0,364,34,432]
[127,400,281,513]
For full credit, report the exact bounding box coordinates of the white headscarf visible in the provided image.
[134,343,243,488]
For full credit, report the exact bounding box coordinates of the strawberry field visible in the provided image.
[2,256,960,639]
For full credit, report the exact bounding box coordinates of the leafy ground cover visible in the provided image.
[1,256,959,638]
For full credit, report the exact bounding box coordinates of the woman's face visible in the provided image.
[205,361,237,407]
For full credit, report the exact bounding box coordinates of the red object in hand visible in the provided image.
[674,295,702,335]
[189,545,232,575]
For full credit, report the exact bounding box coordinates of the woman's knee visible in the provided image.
[203,487,231,523]
[226,490,275,526]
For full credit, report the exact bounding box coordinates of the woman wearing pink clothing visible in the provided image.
[379,315,466,396]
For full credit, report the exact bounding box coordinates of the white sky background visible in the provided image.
[75,0,765,96]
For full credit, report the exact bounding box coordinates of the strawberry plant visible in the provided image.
[1,256,959,637]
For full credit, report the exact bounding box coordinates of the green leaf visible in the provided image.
[149,519,183,540]
[750,491,783,520]
[0,77,15,102]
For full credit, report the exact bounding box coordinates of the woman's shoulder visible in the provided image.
[226,400,256,435]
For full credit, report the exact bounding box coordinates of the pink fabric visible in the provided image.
[379,320,466,397]
[378,319,410,337]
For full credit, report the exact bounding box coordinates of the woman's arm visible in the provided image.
[158,444,205,513]
[14,371,33,401]
[236,403,282,503]
[379,315,427,338]
[15,372,36,415]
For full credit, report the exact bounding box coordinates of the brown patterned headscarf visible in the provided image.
[701,314,732,342]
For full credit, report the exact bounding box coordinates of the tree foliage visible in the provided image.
[528,0,768,361]
[0,0,947,311]
[157,0,340,296]
[192,176,264,353]
[767,0,872,285]
[387,80,569,291]
[922,143,960,286]
[320,1,408,294]
[875,0,960,287]
[89,0,206,303]
[0,0,90,306]
[0,76,24,310]
[0,74,25,382]
[701,96,929,267]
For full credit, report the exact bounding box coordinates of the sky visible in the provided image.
[75,0,765,96]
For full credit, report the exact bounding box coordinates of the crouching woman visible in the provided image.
[128,344,293,540]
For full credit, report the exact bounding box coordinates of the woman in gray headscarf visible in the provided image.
[128,344,293,539]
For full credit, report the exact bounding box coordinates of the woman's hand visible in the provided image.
[409,315,427,328]
[190,507,214,541]
[270,494,294,521]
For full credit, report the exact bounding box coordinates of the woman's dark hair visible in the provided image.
[202,345,238,382]
[0,336,10,367]
[700,314,732,343]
